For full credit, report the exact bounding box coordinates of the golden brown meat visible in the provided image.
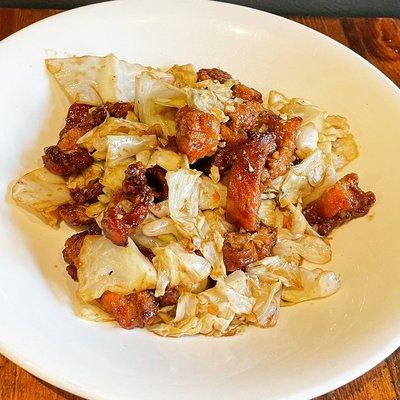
[212,103,284,174]
[43,102,133,177]
[232,83,263,103]
[101,162,153,246]
[158,286,180,307]
[104,101,134,118]
[226,133,275,231]
[267,116,302,181]
[58,204,94,227]
[100,290,158,329]
[212,145,238,174]
[42,146,93,177]
[56,104,106,152]
[62,224,101,281]
[211,121,251,174]
[61,103,92,132]
[70,179,104,205]
[197,68,232,83]
[303,173,376,236]
[223,226,277,272]
[227,101,265,133]
[59,102,133,148]
[175,106,220,163]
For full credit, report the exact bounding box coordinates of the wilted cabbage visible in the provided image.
[278,149,331,206]
[150,270,254,337]
[46,53,172,104]
[99,131,156,189]
[199,176,227,210]
[248,280,281,327]
[74,295,114,322]
[85,201,106,218]
[167,64,197,87]
[152,242,211,297]
[105,134,157,167]
[67,162,104,191]
[78,117,148,158]
[273,229,332,264]
[184,83,233,123]
[268,90,325,132]
[101,159,132,191]
[282,267,340,303]
[141,217,178,237]
[295,123,319,159]
[331,136,359,170]
[135,72,184,136]
[199,210,233,279]
[151,270,284,336]
[258,199,284,228]
[149,200,170,218]
[166,168,203,241]
[247,255,302,288]
[77,235,157,301]
[147,149,186,171]
[12,167,72,226]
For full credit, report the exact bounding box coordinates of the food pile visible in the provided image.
[12,55,375,336]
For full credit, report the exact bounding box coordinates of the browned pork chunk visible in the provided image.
[197,68,232,83]
[43,102,133,177]
[58,204,94,227]
[101,162,153,246]
[212,101,268,173]
[232,83,263,103]
[100,290,158,329]
[226,133,275,231]
[70,179,104,205]
[223,227,277,272]
[303,173,376,236]
[197,69,262,103]
[104,101,134,118]
[158,286,180,307]
[227,101,265,133]
[267,116,302,181]
[62,224,101,281]
[175,106,220,163]
[43,146,93,176]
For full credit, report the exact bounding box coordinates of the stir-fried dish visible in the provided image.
[12,54,376,336]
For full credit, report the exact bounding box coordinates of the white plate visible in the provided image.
[0,1,399,399]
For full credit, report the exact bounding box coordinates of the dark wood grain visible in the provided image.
[291,16,400,85]
[0,8,399,400]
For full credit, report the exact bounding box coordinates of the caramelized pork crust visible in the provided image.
[197,68,232,83]
[226,133,275,231]
[43,102,133,176]
[267,116,302,181]
[58,204,95,227]
[223,226,277,272]
[232,83,262,103]
[42,145,93,176]
[303,173,376,236]
[100,290,158,329]
[175,106,221,163]
[101,162,153,246]
[70,179,104,205]
[158,286,180,307]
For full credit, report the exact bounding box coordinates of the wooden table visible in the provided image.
[0,7,399,400]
